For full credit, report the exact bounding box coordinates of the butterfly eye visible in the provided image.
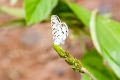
[51,15,68,45]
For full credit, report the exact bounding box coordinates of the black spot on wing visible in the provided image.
[56,16,61,22]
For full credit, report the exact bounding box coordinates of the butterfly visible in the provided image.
[51,15,68,45]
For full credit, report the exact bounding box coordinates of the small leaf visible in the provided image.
[24,0,58,25]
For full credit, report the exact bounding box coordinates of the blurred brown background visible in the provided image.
[0,0,120,80]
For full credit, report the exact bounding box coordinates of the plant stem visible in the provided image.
[81,67,97,80]
[53,44,97,80]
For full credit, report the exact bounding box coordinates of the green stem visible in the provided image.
[81,67,97,80]
[53,44,97,80]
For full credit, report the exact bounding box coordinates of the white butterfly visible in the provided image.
[51,15,68,45]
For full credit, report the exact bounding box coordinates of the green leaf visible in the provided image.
[66,1,120,78]
[81,49,117,80]
[24,0,58,25]
[90,9,120,79]
[66,1,91,27]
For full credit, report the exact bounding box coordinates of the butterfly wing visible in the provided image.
[60,22,68,41]
[51,15,61,28]
[51,15,62,45]
[51,15,68,45]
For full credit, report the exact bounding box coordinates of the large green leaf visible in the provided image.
[66,1,91,27]
[24,0,58,25]
[81,49,117,80]
[90,10,120,79]
[66,1,120,78]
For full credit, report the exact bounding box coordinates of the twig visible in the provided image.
[53,44,97,80]
[81,67,97,80]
